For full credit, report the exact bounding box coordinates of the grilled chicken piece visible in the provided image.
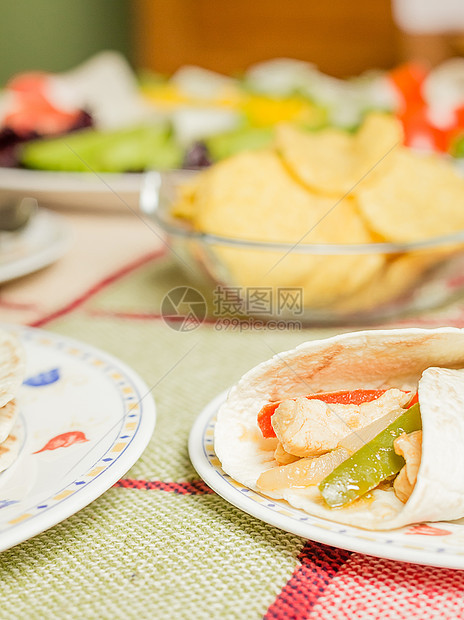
[271,389,411,458]
[393,430,422,503]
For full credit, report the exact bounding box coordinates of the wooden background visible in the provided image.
[132,0,398,78]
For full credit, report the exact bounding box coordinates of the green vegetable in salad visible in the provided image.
[20,124,183,172]
[205,126,274,161]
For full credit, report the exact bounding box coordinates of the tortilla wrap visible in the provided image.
[0,329,25,476]
[0,329,25,409]
[0,421,23,474]
[0,400,18,444]
[214,328,464,530]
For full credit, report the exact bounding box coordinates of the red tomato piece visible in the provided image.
[4,70,81,135]
[388,62,428,110]
[7,71,50,93]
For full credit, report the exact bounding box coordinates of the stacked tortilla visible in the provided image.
[215,328,464,530]
[0,330,25,475]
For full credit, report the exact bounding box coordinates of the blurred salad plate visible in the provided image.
[0,206,71,283]
[0,168,144,212]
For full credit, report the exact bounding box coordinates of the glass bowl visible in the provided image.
[140,170,464,325]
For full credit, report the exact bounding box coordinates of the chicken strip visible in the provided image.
[393,430,422,503]
[271,388,411,458]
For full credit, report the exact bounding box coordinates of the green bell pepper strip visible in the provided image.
[318,403,422,508]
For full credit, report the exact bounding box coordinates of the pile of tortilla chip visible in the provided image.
[172,113,464,314]
[0,331,25,475]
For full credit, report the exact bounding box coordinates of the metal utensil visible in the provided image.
[0,197,38,232]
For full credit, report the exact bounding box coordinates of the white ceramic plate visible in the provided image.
[189,391,464,570]
[0,209,71,284]
[0,326,156,552]
[0,168,143,212]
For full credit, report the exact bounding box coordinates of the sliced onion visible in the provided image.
[257,447,350,492]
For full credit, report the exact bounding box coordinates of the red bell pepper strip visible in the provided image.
[257,388,418,439]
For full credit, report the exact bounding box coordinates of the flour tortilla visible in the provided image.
[0,399,18,444]
[0,329,26,475]
[214,328,464,530]
[0,420,23,474]
[0,329,25,409]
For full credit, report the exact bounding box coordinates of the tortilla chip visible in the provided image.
[191,149,369,243]
[276,124,355,196]
[298,252,383,308]
[352,112,403,182]
[205,246,383,308]
[181,149,383,305]
[275,113,402,197]
[171,173,207,220]
[355,148,464,242]
[334,248,452,313]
